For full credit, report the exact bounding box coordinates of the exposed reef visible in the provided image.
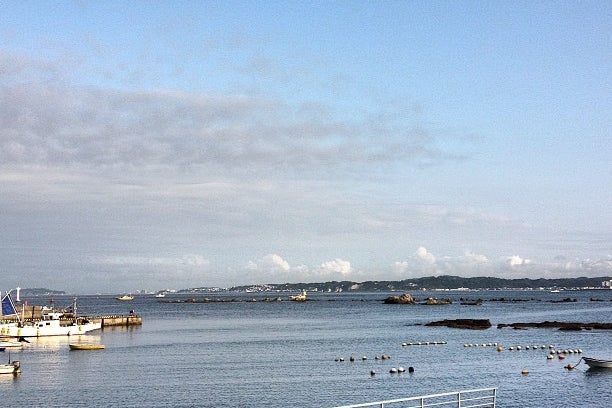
[159,297,283,303]
[425,319,492,330]
[383,293,415,304]
[383,293,452,305]
[496,321,612,331]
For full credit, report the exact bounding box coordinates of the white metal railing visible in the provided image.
[330,388,497,408]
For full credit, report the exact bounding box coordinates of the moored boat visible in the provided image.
[582,357,612,369]
[69,343,105,350]
[0,357,20,375]
[0,340,25,349]
[0,293,101,338]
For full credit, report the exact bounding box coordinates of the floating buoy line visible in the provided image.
[401,341,447,346]
[463,342,499,348]
[334,354,392,362]
[334,353,417,376]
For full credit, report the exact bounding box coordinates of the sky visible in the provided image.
[1,1,611,294]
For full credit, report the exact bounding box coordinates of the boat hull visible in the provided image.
[69,344,105,350]
[0,321,101,338]
[0,362,20,375]
[0,341,24,349]
[583,357,612,369]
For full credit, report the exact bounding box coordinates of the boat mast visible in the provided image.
[72,297,77,324]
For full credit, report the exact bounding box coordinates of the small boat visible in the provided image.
[582,357,612,369]
[289,290,307,302]
[0,340,25,349]
[115,295,134,301]
[69,344,105,350]
[154,293,166,298]
[0,353,20,375]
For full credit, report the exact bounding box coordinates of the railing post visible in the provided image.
[457,391,461,408]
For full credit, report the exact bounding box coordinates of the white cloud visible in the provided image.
[248,254,291,271]
[416,246,436,265]
[318,259,352,277]
[462,251,489,264]
[507,255,531,267]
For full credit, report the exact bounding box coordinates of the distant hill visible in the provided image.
[19,288,66,296]
[227,275,612,293]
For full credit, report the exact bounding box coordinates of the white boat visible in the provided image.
[154,293,166,298]
[0,293,101,338]
[115,295,134,301]
[0,352,20,375]
[582,357,612,369]
[0,340,24,349]
[0,360,20,375]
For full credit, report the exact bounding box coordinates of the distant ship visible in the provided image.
[115,295,134,301]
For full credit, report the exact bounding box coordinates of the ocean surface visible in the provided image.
[1,289,611,407]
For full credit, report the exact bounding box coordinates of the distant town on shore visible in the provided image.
[17,275,612,296]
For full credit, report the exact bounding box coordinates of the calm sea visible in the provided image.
[1,289,611,407]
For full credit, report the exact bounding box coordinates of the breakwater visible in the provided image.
[92,315,142,328]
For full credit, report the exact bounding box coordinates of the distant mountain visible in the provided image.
[227,275,612,293]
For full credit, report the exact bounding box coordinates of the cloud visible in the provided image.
[416,246,436,265]
[246,254,290,272]
[101,254,210,267]
[462,251,489,264]
[318,259,352,277]
[0,52,471,185]
[391,261,409,274]
[506,255,531,267]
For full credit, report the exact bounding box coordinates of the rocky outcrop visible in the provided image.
[383,293,415,304]
[425,319,492,330]
[497,321,612,331]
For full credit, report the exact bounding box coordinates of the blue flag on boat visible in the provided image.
[1,293,18,316]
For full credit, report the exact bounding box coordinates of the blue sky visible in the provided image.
[1,1,610,293]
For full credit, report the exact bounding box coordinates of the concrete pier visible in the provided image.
[93,315,142,328]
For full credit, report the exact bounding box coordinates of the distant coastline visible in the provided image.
[16,275,612,296]
[205,275,612,294]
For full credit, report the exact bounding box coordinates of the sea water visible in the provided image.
[1,290,611,407]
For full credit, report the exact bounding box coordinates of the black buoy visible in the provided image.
[408,366,414,373]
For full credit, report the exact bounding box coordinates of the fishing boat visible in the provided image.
[115,295,134,301]
[0,293,101,338]
[69,343,105,350]
[582,357,612,369]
